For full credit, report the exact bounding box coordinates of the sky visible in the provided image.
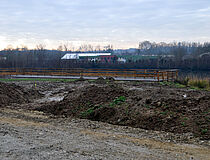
[0,0,210,50]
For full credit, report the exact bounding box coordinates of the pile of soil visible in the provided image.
[0,82,41,107]
[95,77,106,84]
[36,83,210,139]
[37,84,128,117]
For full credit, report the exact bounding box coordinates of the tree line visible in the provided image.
[0,42,210,70]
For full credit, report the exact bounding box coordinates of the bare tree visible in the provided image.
[36,44,46,50]
[57,45,63,51]
[95,45,101,52]
[5,44,14,51]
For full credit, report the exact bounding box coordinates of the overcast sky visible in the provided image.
[0,0,210,49]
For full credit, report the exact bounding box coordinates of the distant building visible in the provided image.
[100,55,117,63]
[117,57,126,63]
[61,54,79,59]
[61,53,112,60]
[61,53,119,63]
[0,56,7,60]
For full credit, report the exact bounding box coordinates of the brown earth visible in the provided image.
[0,82,41,107]
[1,80,210,159]
[36,81,210,140]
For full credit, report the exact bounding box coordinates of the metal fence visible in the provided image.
[0,68,178,81]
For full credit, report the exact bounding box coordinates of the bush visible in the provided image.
[188,79,209,89]
[175,77,189,85]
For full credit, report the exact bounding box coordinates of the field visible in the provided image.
[0,78,210,159]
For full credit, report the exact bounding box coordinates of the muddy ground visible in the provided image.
[0,79,210,159]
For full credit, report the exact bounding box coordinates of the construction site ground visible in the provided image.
[0,79,209,160]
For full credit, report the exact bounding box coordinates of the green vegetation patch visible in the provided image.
[110,96,126,107]
[80,105,103,117]
[188,79,210,90]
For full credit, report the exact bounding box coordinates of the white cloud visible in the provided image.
[0,0,210,49]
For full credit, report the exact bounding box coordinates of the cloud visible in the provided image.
[0,0,210,49]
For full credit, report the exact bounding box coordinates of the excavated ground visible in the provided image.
[0,79,210,159]
[36,80,210,140]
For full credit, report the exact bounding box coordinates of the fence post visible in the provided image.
[172,71,174,81]
[162,72,164,81]
[157,71,160,82]
[166,71,169,81]
[176,70,178,80]
[144,69,146,79]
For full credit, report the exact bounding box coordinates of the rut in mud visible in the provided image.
[36,82,210,140]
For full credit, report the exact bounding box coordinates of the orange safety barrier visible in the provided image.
[0,68,178,81]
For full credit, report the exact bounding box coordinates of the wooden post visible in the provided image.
[176,70,178,80]
[144,69,146,79]
[166,71,169,81]
[80,69,83,78]
[134,70,137,79]
[162,72,164,81]
[157,71,160,82]
[172,71,174,81]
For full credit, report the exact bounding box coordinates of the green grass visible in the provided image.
[188,79,209,90]
[161,78,210,91]
[110,96,126,107]
[80,105,103,117]
[181,122,185,126]
[201,128,208,134]
[176,76,210,91]
[0,78,77,82]
[80,107,95,117]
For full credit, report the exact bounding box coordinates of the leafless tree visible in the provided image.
[36,44,46,50]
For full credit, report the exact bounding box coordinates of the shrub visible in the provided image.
[188,79,209,89]
[175,77,189,85]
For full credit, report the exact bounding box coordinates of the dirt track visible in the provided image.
[0,80,210,159]
[1,108,210,160]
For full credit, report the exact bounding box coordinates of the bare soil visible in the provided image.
[0,82,41,107]
[0,80,210,159]
[36,81,210,140]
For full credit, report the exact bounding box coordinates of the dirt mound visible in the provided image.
[95,77,106,84]
[37,84,128,117]
[106,77,115,81]
[36,83,210,140]
[0,82,41,107]
[124,95,210,140]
